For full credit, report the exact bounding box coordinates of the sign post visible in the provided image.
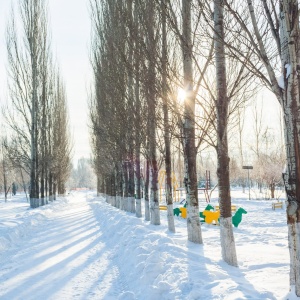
[242,166,253,200]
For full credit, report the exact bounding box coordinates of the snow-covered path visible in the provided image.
[0,193,128,300]
[0,191,293,299]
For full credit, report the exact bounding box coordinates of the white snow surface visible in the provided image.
[0,190,298,300]
[277,74,285,89]
[285,64,291,78]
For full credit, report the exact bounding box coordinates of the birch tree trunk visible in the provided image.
[97,175,101,197]
[214,0,237,266]
[128,159,135,212]
[127,0,136,214]
[116,161,123,209]
[162,0,175,233]
[49,172,53,201]
[2,148,8,203]
[134,0,142,218]
[123,162,129,211]
[135,148,142,217]
[249,0,300,291]
[145,158,150,221]
[146,1,160,225]
[279,0,300,293]
[182,0,202,243]
[29,3,38,208]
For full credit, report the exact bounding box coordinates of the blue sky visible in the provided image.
[0,0,92,165]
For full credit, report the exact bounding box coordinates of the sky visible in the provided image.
[0,0,283,169]
[0,0,92,165]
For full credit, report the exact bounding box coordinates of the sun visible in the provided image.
[177,88,186,105]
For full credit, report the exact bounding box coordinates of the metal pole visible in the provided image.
[248,169,250,200]
[243,166,253,200]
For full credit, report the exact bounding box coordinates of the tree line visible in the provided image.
[89,0,300,294]
[3,0,72,208]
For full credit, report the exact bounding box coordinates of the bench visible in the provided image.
[272,202,283,210]
[215,205,237,212]
[159,205,167,211]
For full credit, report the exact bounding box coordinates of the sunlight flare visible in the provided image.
[177,88,186,105]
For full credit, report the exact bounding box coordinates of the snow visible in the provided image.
[277,64,291,90]
[277,74,285,89]
[285,64,291,78]
[277,64,292,90]
[0,190,297,300]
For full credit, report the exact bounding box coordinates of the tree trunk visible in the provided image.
[147,1,160,225]
[245,0,300,286]
[29,1,39,208]
[2,154,7,203]
[111,173,116,207]
[162,0,175,233]
[30,53,37,208]
[20,168,28,202]
[270,182,275,199]
[182,0,202,243]
[45,169,48,204]
[134,1,142,218]
[101,177,105,197]
[135,145,142,218]
[41,171,45,206]
[49,172,53,201]
[279,1,300,293]
[53,182,57,201]
[106,176,110,204]
[97,174,101,197]
[214,0,237,266]
[145,158,150,221]
[128,158,135,213]
[123,162,129,211]
[128,1,136,215]
[116,161,123,209]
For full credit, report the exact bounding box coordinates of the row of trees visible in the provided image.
[228,100,285,199]
[89,0,251,263]
[3,0,72,208]
[89,0,300,294]
[0,146,30,202]
[68,158,96,190]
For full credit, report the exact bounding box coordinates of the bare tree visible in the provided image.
[6,0,71,208]
[161,0,175,232]
[221,0,300,293]
[214,0,237,266]
[181,0,203,243]
[1,139,12,202]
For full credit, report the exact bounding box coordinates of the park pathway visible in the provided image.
[0,192,127,300]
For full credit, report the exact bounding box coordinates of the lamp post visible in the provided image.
[242,166,253,200]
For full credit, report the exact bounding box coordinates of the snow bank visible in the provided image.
[0,191,293,299]
[89,194,290,300]
[0,197,68,254]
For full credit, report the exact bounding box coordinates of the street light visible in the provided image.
[242,166,253,200]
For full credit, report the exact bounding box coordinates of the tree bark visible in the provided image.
[123,162,129,211]
[145,158,150,221]
[127,0,136,215]
[147,1,160,225]
[162,0,175,233]
[182,0,202,243]
[134,1,142,219]
[214,0,237,266]
[278,0,300,293]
